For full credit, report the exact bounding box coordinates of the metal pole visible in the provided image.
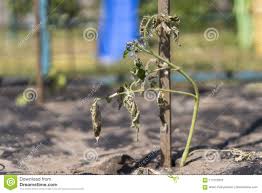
[34,0,44,104]
[39,0,51,76]
[158,0,172,168]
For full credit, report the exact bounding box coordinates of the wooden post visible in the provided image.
[34,0,44,104]
[158,0,172,168]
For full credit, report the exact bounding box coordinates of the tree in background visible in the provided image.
[7,0,32,16]
[49,0,81,77]
[48,0,80,27]
[234,0,252,50]
[140,0,210,31]
[6,0,32,36]
[7,0,82,75]
[6,0,81,27]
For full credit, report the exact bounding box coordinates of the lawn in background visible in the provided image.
[0,29,261,78]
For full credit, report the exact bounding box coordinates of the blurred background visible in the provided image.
[0,0,262,175]
[0,0,261,80]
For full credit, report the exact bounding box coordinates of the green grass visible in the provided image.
[172,30,262,72]
[0,29,261,77]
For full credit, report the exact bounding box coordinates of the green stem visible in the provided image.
[154,88,196,99]
[148,67,180,75]
[179,71,199,167]
[108,88,195,100]
[139,46,200,167]
[143,15,157,39]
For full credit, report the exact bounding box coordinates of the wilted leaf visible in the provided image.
[116,86,125,110]
[123,49,129,58]
[131,59,147,81]
[123,94,140,141]
[142,14,180,45]
[90,98,102,139]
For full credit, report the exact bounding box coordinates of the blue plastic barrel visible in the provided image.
[98,0,140,64]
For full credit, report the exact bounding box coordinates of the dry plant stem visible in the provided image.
[107,88,195,100]
[98,56,199,167]
[143,14,157,38]
[139,46,200,167]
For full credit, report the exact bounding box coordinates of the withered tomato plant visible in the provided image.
[90,14,200,167]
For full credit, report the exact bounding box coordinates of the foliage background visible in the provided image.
[0,0,261,77]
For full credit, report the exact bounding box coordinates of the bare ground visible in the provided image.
[0,81,261,175]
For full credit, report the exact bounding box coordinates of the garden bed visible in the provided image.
[0,82,261,174]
